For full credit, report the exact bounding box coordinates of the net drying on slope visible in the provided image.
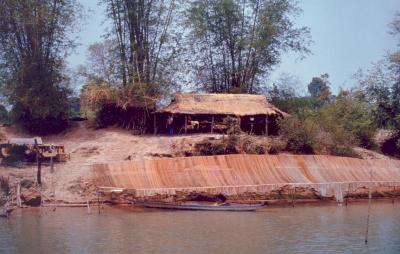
[93,154,400,200]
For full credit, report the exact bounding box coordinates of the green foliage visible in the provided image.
[0,0,82,134]
[279,117,317,154]
[242,137,266,154]
[186,0,310,93]
[381,131,400,158]
[318,95,377,149]
[223,116,241,135]
[80,82,156,130]
[307,73,331,102]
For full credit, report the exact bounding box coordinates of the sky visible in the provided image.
[68,0,400,94]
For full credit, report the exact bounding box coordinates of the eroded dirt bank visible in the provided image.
[0,122,227,205]
[1,122,399,210]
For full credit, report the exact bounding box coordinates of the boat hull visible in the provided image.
[134,201,264,211]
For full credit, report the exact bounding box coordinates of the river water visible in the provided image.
[0,202,399,254]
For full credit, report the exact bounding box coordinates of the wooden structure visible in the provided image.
[0,137,68,162]
[153,93,287,135]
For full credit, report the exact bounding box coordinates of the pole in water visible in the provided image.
[87,198,91,215]
[364,168,373,245]
[97,191,101,214]
[291,188,295,208]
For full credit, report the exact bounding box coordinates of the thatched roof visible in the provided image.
[156,93,287,116]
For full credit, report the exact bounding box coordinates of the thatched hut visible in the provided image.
[154,93,287,135]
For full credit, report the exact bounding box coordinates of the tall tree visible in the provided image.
[186,0,310,93]
[0,0,82,133]
[307,73,331,102]
[102,0,181,90]
[78,39,122,86]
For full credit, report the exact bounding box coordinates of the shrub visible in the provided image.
[381,131,400,157]
[279,117,317,154]
[223,116,241,135]
[241,137,266,154]
[265,139,285,154]
[195,141,227,155]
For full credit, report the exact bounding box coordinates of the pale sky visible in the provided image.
[67,0,400,94]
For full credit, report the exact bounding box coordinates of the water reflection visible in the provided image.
[0,202,399,254]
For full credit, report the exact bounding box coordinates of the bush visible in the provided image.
[241,137,266,154]
[381,131,400,157]
[279,117,317,154]
[195,141,227,155]
[223,116,241,135]
[265,139,285,154]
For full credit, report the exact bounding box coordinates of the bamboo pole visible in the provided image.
[97,191,101,214]
[50,156,54,173]
[184,115,187,134]
[365,167,373,245]
[211,116,214,133]
[36,155,42,186]
[16,182,21,207]
[153,114,157,135]
[87,199,91,214]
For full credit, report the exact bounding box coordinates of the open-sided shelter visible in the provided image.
[153,93,287,135]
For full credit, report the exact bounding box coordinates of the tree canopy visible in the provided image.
[0,0,82,133]
[185,0,311,93]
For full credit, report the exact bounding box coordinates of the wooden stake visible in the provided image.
[211,116,214,133]
[16,182,21,207]
[365,168,373,245]
[184,115,187,134]
[97,191,101,214]
[265,115,269,136]
[50,156,54,173]
[392,186,395,205]
[87,199,91,214]
[37,155,42,186]
[291,188,295,208]
[153,114,157,135]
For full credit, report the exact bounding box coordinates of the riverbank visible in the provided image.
[1,122,399,211]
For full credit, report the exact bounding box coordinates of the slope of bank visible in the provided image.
[0,121,398,205]
[0,122,226,204]
[94,154,400,202]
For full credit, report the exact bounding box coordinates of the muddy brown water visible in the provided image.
[0,202,399,254]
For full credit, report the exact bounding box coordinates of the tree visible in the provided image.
[186,0,310,93]
[78,40,122,86]
[101,0,181,90]
[353,60,398,129]
[0,0,82,134]
[307,73,331,101]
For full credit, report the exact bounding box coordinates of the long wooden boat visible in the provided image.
[134,201,265,211]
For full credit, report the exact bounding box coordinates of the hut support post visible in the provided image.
[184,115,187,134]
[153,114,157,135]
[50,156,54,173]
[16,182,21,207]
[265,115,269,136]
[211,116,214,133]
[36,154,42,186]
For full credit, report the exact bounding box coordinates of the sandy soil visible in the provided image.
[0,122,223,203]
